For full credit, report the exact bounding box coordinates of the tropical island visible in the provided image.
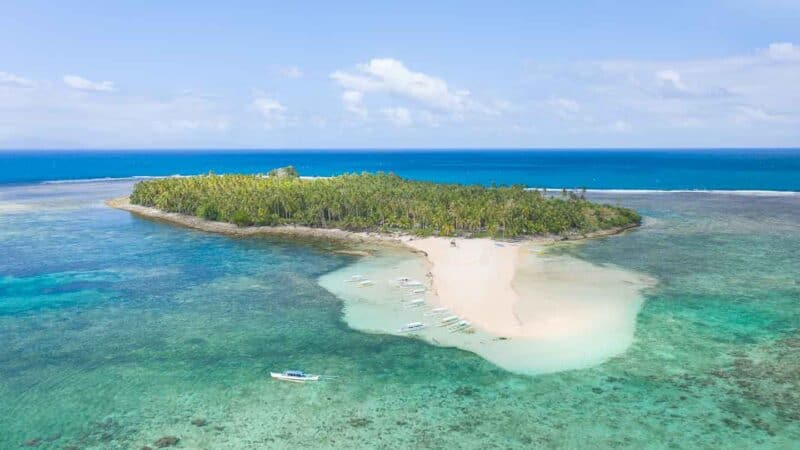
[109,168,653,374]
[126,168,641,238]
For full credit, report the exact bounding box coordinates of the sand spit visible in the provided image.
[320,240,655,375]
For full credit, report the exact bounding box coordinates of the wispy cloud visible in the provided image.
[341,90,367,117]
[278,65,304,79]
[764,42,800,61]
[523,42,800,139]
[0,71,36,88]
[63,75,115,92]
[381,107,412,126]
[0,83,230,147]
[252,96,287,127]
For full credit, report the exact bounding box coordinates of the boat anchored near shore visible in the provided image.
[448,320,472,333]
[399,322,427,333]
[404,298,426,308]
[424,307,448,316]
[270,370,320,383]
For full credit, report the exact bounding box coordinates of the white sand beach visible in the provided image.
[406,237,652,340]
[320,236,656,374]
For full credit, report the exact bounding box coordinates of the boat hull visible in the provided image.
[270,372,320,382]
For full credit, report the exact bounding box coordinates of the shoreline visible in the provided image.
[105,196,638,245]
[105,197,407,247]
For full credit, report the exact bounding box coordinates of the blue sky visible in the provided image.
[1,1,799,149]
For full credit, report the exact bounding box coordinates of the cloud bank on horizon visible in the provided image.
[1,2,799,148]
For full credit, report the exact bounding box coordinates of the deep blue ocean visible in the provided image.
[2,149,799,190]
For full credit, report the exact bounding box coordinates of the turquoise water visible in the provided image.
[1,181,799,448]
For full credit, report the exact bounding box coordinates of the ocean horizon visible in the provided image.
[2,149,800,191]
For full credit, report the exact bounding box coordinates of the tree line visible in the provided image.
[130,170,640,238]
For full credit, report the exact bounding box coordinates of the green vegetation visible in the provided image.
[130,170,640,238]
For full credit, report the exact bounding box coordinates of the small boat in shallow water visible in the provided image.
[438,315,460,326]
[401,279,424,287]
[270,370,320,383]
[404,298,426,308]
[448,320,472,333]
[425,307,448,316]
[399,322,427,333]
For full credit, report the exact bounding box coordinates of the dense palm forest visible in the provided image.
[129,170,640,238]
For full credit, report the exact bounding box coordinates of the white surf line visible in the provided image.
[525,188,800,196]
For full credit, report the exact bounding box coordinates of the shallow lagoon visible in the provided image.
[1,181,799,448]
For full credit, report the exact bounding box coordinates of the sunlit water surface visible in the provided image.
[1,181,799,448]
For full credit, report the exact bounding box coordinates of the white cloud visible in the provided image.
[0,71,36,88]
[252,96,286,126]
[655,69,687,91]
[341,90,367,117]
[734,105,796,124]
[279,66,304,79]
[765,42,800,61]
[522,41,800,143]
[0,83,231,147]
[381,107,412,126]
[550,97,581,113]
[609,120,632,133]
[63,75,115,92]
[331,58,470,112]
[153,118,229,134]
[548,97,582,119]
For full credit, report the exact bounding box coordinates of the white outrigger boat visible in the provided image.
[399,322,427,333]
[448,320,472,333]
[357,280,373,287]
[270,370,320,383]
[347,274,365,282]
[437,315,460,326]
[424,307,448,317]
[404,298,426,308]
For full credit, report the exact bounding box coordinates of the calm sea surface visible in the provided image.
[2,149,799,190]
[0,150,799,448]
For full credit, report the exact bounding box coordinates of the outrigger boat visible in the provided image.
[448,320,472,333]
[270,370,320,383]
[347,274,365,282]
[404,298,426,308]
[358,280,373,287]
[437,315,460,326]
[399,322,427,333]
[424,307,448,317]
